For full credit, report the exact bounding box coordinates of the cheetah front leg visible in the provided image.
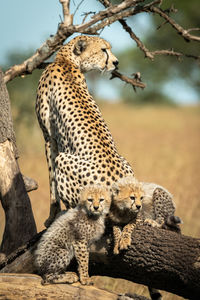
[113,226,122,255]
[42,272,79,285]
[44,139,61,227]
[119,223,135,251]
[119,215,143,251]
[144,218,162,228]
[73,241,92,285]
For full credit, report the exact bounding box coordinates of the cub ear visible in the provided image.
[73,40,87,56]
[112,182,120,196]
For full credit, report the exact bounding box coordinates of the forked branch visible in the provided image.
[100,0,200,61]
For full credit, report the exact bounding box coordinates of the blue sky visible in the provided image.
[0,0,199,104]
[0,0,134,64]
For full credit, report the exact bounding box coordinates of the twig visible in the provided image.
[110,70,146,90]
[151,49,200,61]
[187,28,200,33]
[81,11,96,24]
[74,0,85,17]
[118,19,154,60]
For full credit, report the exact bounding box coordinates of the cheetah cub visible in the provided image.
[110,176,182,254]
[34,184,111,285]
[141,182,182,232]
[110,177,144,255]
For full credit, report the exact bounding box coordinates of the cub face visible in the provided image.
[112,177,144,213]
[80,184,111,216]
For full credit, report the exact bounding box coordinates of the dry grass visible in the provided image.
[0,103,200,299]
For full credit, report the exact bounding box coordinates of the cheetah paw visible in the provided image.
[80,276,93,286]
[119,236,131,250]
[144,218,161,228]
[113,245,120,255]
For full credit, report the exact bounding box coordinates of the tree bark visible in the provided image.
[0,68,37,255]
[0,226,200,299]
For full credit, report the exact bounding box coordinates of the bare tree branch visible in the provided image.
[3,0,143,83]
[99,0,200,62]
[59,0,73,26]
[151,49,200,61]
[146,5,200,42]
[69,0,143,34]
[3,0,200,83]
[110,70,146,90]
[99,0,154,59]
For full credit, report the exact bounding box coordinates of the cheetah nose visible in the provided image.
[136,205,141,210]
[113,60,119,68]
[94,206,99,211]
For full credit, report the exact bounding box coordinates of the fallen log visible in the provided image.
[0,226,200,299]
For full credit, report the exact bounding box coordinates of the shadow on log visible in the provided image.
[0,226,200,299]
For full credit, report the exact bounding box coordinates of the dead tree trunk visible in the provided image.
[0,68,37,255]
[1,226,200,299]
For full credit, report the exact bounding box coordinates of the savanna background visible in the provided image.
[0,0,200,299]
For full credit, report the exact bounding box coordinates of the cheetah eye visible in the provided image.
[102,48,107,53]
[140,196,144,201]
[87,198,93,202]
[99,198,104,202]
[130,196,135,201]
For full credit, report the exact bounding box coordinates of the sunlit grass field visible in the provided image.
[0,103,200,299]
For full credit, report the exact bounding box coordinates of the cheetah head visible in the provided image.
[56,35,118,72]
[80,184,111,217]
[112,176,144,213]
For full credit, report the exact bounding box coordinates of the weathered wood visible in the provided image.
[1,226,200,299]
[0,273,119,300]
[0,68,37,255]
[0,273,150,300]
[22,175,38,192]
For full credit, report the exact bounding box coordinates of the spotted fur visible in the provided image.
[35,35,133,226]
[110,176,144,254]
[141,183,182,232]
[34,184,111,285]
[110,177,182,254]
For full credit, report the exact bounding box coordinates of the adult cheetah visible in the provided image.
[36,35,134,226]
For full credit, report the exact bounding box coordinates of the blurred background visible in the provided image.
[0,1,200,299]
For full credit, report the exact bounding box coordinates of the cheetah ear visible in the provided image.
[79,186,84,196]
[112,182,120,196]
[73,40,88,56]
